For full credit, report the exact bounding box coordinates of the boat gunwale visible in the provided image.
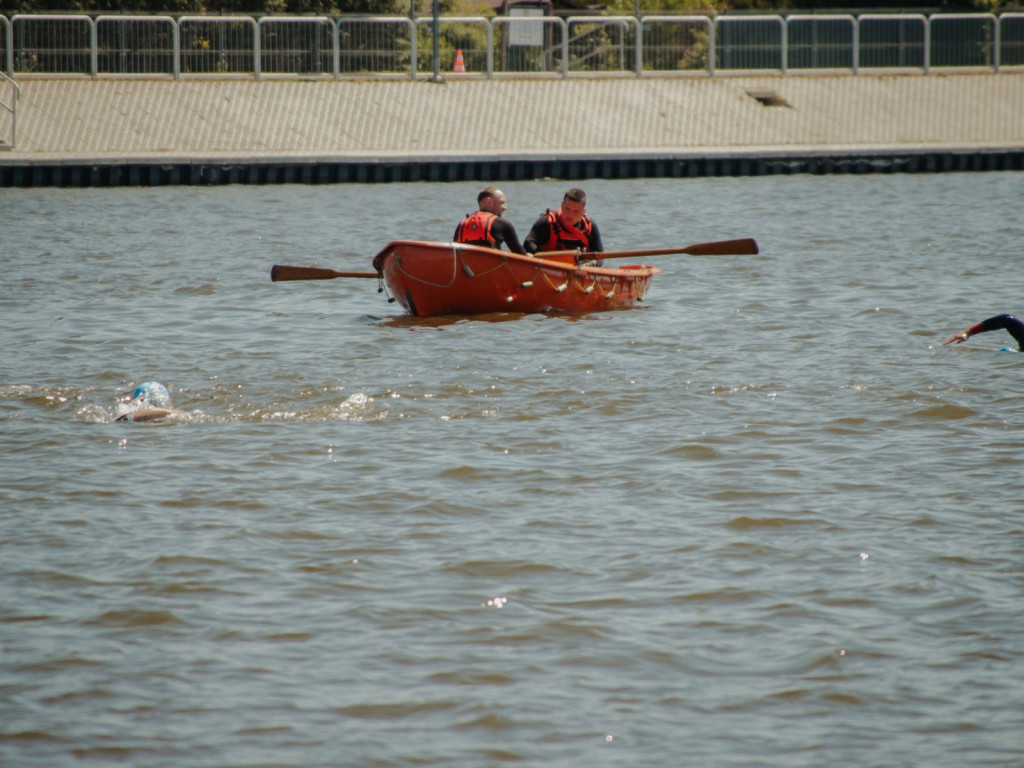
[372,240,660,277]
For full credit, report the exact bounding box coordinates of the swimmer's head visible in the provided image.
[130,381,171,408]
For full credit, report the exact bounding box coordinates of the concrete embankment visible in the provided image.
[1,72,1023,186]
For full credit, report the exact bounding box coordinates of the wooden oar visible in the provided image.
[537,237,760,262]
[271,264,380,281]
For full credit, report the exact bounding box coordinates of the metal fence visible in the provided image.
[1,69,17,148]
[3,11,1024,79]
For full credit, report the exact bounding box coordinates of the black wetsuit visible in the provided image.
[970,314,1024,350]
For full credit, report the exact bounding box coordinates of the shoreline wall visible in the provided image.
[2,72,1023,186]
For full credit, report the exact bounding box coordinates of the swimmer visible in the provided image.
[942,314,1024,352]
[116,381,182,422]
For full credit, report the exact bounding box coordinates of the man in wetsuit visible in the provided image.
[524,187,605,260]
[943,314,1024,351]
[453,187,527,255]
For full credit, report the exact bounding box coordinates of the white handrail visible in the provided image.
[0,70,18,149]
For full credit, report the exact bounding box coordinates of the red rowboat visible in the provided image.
[270,237,759,318]
[370,240,659,317]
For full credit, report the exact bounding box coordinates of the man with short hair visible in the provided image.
[523,187,605,258]
[453,187,527,255]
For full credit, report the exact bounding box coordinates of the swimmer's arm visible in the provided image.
[942,330,972,345]
[116,408,178,423]
[943,315,1024,349]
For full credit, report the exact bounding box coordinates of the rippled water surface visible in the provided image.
[3,173,1024,767]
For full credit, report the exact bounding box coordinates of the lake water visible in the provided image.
[2,172,1023,767]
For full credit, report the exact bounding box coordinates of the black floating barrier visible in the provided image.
[2,149,1023,188]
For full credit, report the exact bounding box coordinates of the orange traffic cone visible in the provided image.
[453,49,466,74]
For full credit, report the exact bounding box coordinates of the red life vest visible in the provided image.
[538,209,594,252]
[454,210,498,248]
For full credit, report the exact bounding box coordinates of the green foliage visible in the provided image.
[338,0,406,14]
[283,0,338,12]
[607,0,720,13]
[0,0,403,13]
[728,0,792,10]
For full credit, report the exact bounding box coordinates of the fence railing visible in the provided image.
[0,69,17,148]
[3,11,1024,80]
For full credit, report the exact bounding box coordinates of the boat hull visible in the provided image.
[371,240,659,317]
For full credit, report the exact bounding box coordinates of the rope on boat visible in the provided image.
[377,273,397,303]
[391,244,459,289]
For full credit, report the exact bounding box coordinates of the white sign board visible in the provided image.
[507,7,544,47]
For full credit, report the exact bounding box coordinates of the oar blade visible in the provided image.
[272,265,340,281]
[271,265,380,281]
[682,238,759,256]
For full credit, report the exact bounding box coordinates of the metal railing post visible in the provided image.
[410,18,417,81]
[780,15,787,73]
[995,14,1000,72]
[0,70,17,148]
[709,18,715,76]
[925,16,931,74]
[90,16,97,75]
[333,20,339,80]
[2,15,11,75]
[254,20,260,79]
[625,15,639,76]
[853,18,859,74]
[173,22,180,80]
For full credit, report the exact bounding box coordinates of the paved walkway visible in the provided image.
[4,72,1023,161]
